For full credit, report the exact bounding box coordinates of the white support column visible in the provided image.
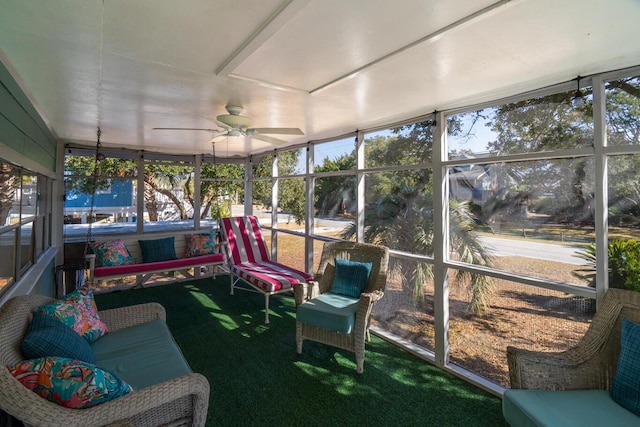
[356,132,365,242]
[194,154,201,230]
[271,151,279,260]
[244,156,253,217]
[432,111,450,368]
[305,143,314,273]
[53,141,65,266]
[592,76,608,307]
[137,151,144,233]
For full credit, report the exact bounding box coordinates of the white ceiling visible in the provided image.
[1,0,640,158]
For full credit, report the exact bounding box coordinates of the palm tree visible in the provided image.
[343,184,494,314]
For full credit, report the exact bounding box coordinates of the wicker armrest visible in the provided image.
[354,290,384,331]
[506,345,610,391]
[1,370,209,427]
[293,283,307,306]
[98,303,166,333]
[294,281,320,306]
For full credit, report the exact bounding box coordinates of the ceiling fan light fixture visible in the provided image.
[572,76,584,108]
[228,129,241,137]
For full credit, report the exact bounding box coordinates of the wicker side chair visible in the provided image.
[294,241,389,374]
[507,288,640,391]
[0,294,210,427]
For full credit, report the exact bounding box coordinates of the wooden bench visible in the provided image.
[85,230,225,289]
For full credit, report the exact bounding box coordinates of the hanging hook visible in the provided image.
[95,127,106,161]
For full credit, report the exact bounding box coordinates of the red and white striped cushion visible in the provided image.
[221,216,270,264]
[231,261,314,292]
[221,216,314,292]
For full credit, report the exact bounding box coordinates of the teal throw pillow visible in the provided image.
[138,237,177,263]
[330,258,373,298]
[22,311,96,364]
[611,318,640,416]
[8,357,133,409]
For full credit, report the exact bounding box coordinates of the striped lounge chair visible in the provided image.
[219,216,315,323]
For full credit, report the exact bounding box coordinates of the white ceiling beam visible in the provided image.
[216,0,312,76]
[310,0,515,95]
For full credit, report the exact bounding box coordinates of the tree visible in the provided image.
[0,163,19,226]
[343,178,494,314]
[341,122,495,315]
[63,154,244,222]
[251,150,306,224]
[479,76,640,226]
[314,153,356,216]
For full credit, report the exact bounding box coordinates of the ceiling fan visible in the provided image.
[153,105,304,145]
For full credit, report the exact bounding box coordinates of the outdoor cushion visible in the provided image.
[88,240,135,267]
[8,356,132,409]
[611,318,640,416]
[94,253,224,278]
[138,237,177,263]
[231,261,314,293]
[502,389,640,427]
[331,258,372,298]
[34,287,108,343]
[296,291,360,333]
[184,231,217,257]
[91,319,192,390]
[21,311,96,364]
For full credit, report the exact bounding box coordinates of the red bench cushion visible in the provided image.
[94,253,224,278]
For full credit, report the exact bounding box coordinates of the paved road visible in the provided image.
[478,236,586,266]
[309,217,587,266]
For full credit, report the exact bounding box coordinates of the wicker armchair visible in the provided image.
[295,241,389,374]
[0,294,209,427]
[507,288,640,391]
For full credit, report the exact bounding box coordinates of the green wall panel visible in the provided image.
[0,60,56,172]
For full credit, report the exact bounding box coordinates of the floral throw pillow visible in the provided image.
[184,232,217,258]
[88,240,135,267]
[8,357,133,409]
[34,287,108,343]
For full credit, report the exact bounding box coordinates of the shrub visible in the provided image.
[574,239,640,291]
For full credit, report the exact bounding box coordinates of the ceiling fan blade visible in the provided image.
[252,134,287,145]
[250,127,304,135]
[152,127,223,132]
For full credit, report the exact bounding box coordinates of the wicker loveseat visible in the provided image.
[0,293,210,427]
[503,288,640,426]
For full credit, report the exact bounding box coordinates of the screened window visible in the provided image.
[0,160,52,297]
[64,155,137,237]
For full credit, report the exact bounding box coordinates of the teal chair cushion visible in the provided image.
[503,389,639,427]
[330,258,372,298]
[297,292,359,333]
[91,319,192,390]
[611,318,640,416]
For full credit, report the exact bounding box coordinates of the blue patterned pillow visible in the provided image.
[611,318,640,416]
[8,357,133,409]
[138,237,177,263]
[330,258,373,298]
[22,311,96,364]
[184,232,217,257]
[89,240,134,267]
[35,287,108,343]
